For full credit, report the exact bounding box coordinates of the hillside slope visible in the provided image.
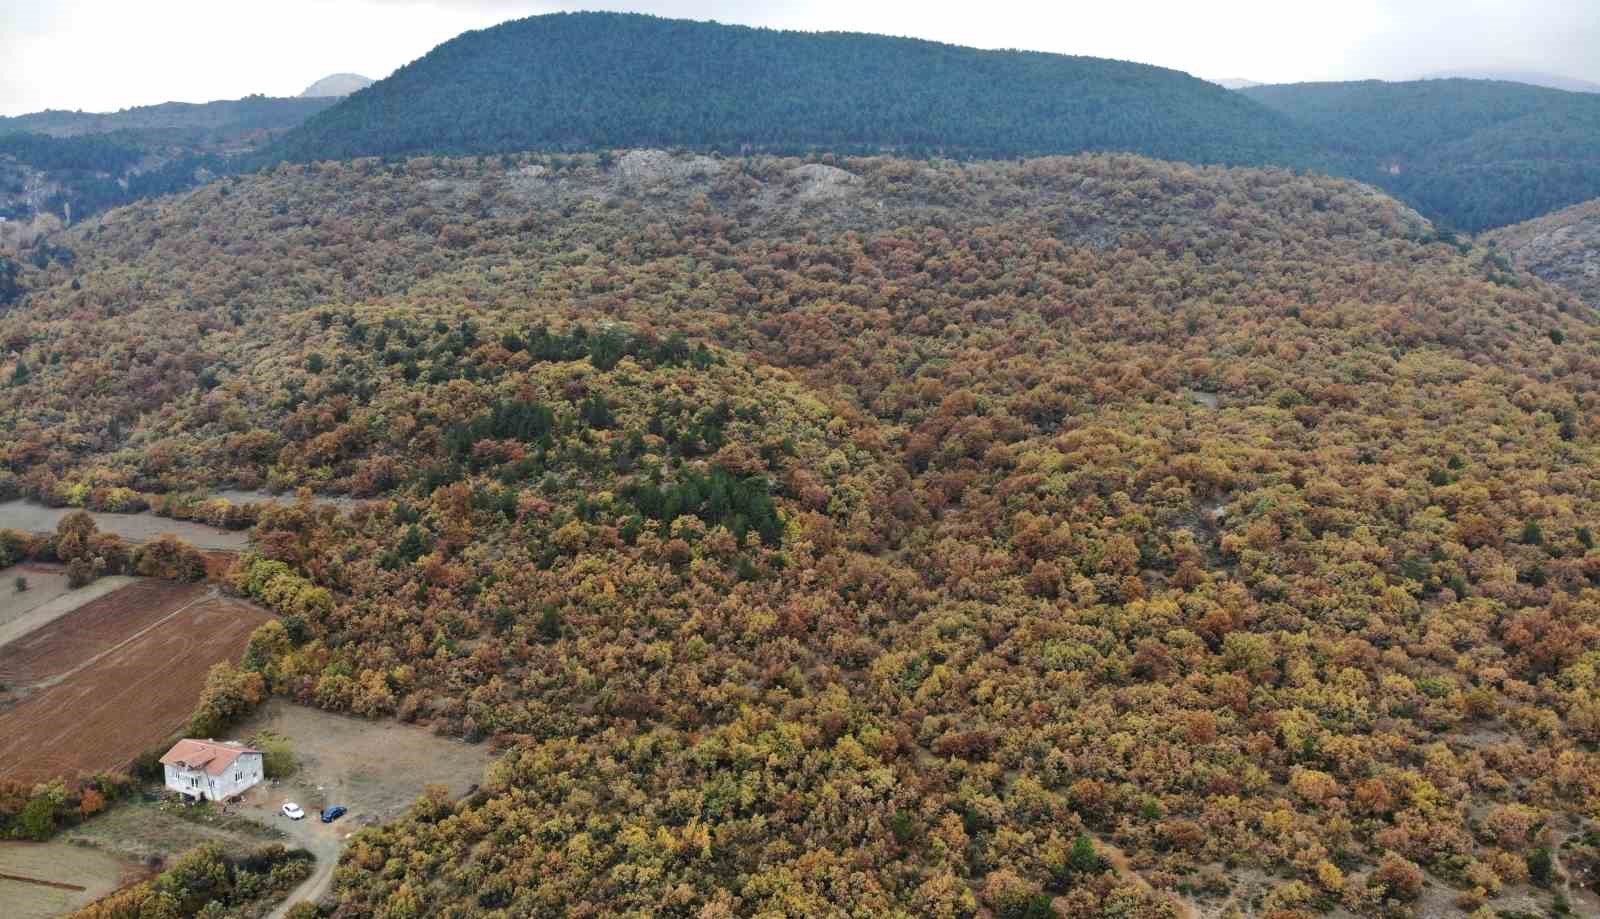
[1244,79,1600,231]
[1484,196,1600,308]
[6,152,1600,914]
[272,12,1317,165]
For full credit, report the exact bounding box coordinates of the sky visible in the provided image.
[2,0,1598,116]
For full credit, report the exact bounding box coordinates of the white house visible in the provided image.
[159,739,264,802]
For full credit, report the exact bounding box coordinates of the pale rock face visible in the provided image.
[787,163,861,203]
[614,149,721,186]
[1483,197,1600,309]
[300,74,374,98]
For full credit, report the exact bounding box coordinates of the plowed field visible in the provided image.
[0,580,272,783]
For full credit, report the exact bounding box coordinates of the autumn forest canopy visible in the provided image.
[2,145,1600,916]
[3,9,1600,918]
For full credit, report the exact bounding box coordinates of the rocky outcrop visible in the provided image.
[1483,198,1600,308]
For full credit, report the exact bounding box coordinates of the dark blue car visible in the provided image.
[320,805,347,823]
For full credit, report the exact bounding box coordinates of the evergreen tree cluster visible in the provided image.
[510,323,717,372]
[0,256,22,308]
[622,465,783,547]
[274,12,1316,167]
[445,399,557,457]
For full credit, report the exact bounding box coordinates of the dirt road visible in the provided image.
[230,700,494,914]
[260,808,347,918]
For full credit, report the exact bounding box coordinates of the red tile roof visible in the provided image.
[159,739,260,777]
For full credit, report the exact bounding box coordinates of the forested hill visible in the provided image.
[1243,79,1600,231]
[271,12,1318,165]
[6,150,1600,912]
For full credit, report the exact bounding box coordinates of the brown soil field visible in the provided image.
[0,580,209,688]
[0,580,272,783]
[0,574,138,671]
[0,840,147,919]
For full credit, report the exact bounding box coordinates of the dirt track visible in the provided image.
[0,580,271,783]
[0,500,250,551]
[233,700,494,914]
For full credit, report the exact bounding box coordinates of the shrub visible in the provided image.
[66,556,95,588]
[250,730,298,779]
[132,534,208,581]
[18,797,55,840]
[0,528,32,566]
[189,662,266,738]
[1522,519,1545,546]
[1370,852,1425,901]
[1528,847,1554,886]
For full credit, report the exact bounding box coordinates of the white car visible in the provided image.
[281,802,305,820]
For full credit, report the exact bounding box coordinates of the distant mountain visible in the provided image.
[1483,197,1600,308]
[0,95,337,224]
[272,12,1317,166]
[1242,79,1600,231]
[1210,78,1263,90]
[0,95,337,145]
[300,73,373,98]
[1418,69,1600,94]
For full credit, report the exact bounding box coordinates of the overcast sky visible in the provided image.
[3,0,1598,116]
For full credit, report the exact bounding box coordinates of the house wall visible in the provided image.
[164,763,209,798]
[211,753,264,799]
[163,753,264,801]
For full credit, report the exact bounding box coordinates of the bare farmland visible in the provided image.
[0,580,272,783]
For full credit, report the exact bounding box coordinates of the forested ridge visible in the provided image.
[12,16,1600,235]
[0,96,338,142]
[6,150,1600,915]
[1243,79,1600,232]
[273,12,1318,167]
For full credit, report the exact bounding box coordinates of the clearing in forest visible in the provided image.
[0,500,250,552]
